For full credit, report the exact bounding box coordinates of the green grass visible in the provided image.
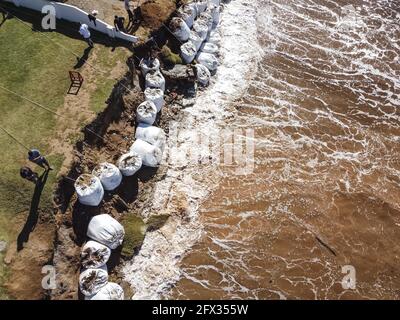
[0,10,130,298]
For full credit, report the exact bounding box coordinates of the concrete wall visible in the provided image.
[5,0,139,43]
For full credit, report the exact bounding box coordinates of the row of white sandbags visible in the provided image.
[79,214,125,299]
[74,155,142,206]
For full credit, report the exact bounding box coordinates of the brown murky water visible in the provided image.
[171,0,400,299]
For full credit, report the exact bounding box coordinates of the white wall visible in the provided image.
[5,0,139,43]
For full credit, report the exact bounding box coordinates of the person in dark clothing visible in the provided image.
[114,15,126,32]
[20,167,39,184]
[88,10,98,26]
[124,0,134,25]
[28,149,53,170]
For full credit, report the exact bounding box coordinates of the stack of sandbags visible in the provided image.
[199,12,214,31]
[144,87,164,112]
[85,282,124,300]
[140,57,160,76]
[92,162,122,191]
[135,123,166,152]
[169,17,191,42]
[79,266,109,297]
[145,70,166,91]
[81,240,111,269]
[131,139,162,167]
[178,4,197,28]
[136,101,158,125]
[87,214,125,250]
[207,29,222,46]
[207,3,220,27]
[118,151,143,176]
[200,42,219,55]
[75,174,104,206]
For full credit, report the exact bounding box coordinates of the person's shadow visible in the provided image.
[74,46,93,69]
[17,169,50,251]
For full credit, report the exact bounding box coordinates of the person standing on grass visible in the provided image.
[20,167,39,185]
[79,23,94,47]
[114,15,126,32]
[88,10,98,27]
[28,149,53,171]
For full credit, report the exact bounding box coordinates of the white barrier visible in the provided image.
[5,0,138,43]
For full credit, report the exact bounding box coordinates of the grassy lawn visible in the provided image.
[0,8,130,298]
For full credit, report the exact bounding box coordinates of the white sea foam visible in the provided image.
[122,0,263,300]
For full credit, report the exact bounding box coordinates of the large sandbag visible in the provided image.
[178,4,196,28]
[208,0,220,5]
[135,123,166,152]
[130,139,162,167]
[207,30,222,46]
[193,20,209,41]
[75,174,104,207]
[200,42,219,55]
[181,41,198,64]
[197,52,219,72]
[81,240,111,269]
[206,4,220,26]
[145,70,166,91]
[85,282,124,300]
[92,162,122,191]
[189,31,203,51]
[144,87,164,112]
[140,58,160,76]
[195,0,208,15]
[117,151,142,176]
[87,214,125,249]
[169,17,190,42]
[195,63,211,86]
[136,101,157,125]
[79,267,108,297]
[199,12,214,31]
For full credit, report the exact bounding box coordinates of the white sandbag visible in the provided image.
[189,31,203,51]
[85,282,124,300]
[79,267,108,297]
[117,151,142,176]
[193,20,209,41]
[140,58,160,76]
[75,174,104,207]
[178,4,196,28]
[195,0,208,15]
[130,139,162,167]
[199,12,214,31]
[87,214,125,250]
[207,30,222,46]
[195,64,211,86]
[206,4,220,26]
[92,162,122,191]
[181,41,198,64]
[145,70,166,91]
[135,123,166,152]
[197,52,219,71]
[81,240,111,269]
[136,100,157,125]
[144,87,164,112]
[169,17,190,42]
[208,0,220,6]
[200,42,219,55]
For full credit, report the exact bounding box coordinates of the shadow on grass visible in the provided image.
[17,169,50,251]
